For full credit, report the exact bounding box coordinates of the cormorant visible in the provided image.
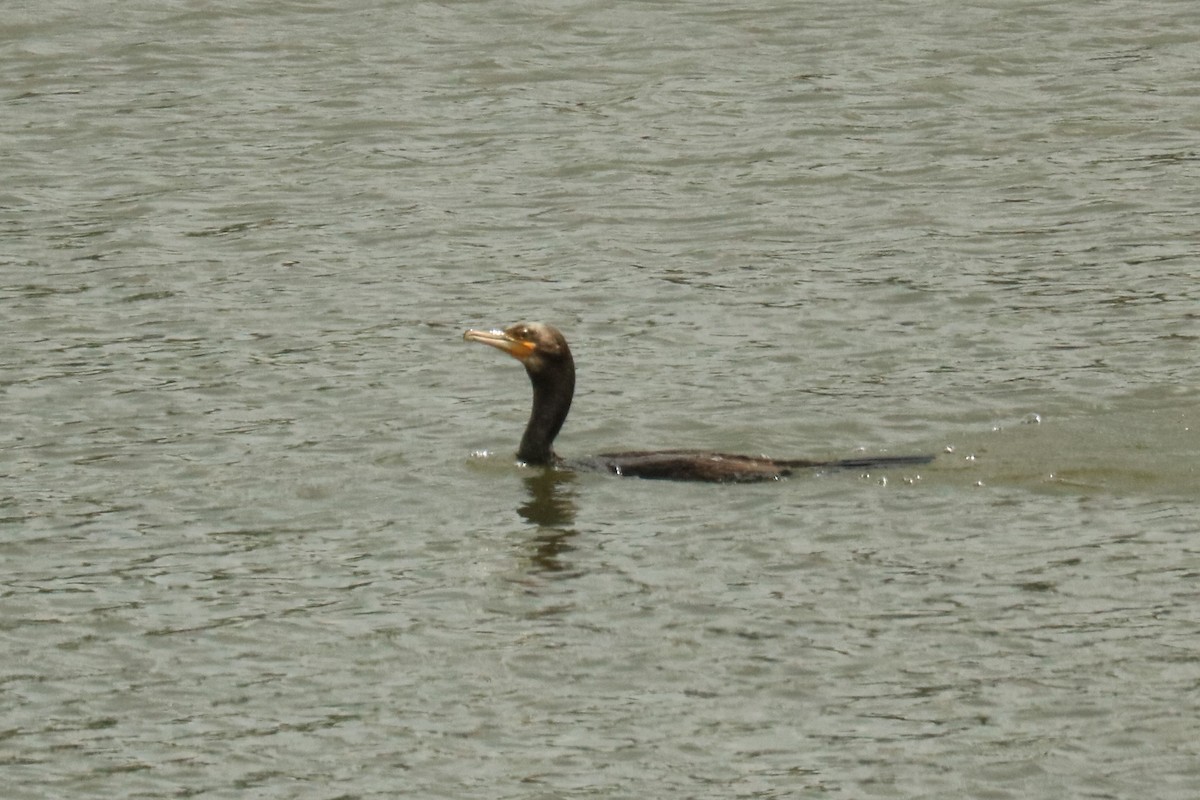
[463,321,933,483]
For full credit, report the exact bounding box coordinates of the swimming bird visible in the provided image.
[463,321,933,483]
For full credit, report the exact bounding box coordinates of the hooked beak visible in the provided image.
[463,328,536,362]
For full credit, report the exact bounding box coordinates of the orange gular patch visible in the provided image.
[507,339,537,361]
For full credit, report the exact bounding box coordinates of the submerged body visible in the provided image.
[579,450,933,483]
[463,322,933,483]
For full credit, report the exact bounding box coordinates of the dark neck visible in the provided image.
[518,359,574,465]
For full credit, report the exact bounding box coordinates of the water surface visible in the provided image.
[3,1,1198,797]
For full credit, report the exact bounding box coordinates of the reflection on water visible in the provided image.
[517,469,580,575]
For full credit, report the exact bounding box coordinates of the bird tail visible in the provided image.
[808,454,935,470]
